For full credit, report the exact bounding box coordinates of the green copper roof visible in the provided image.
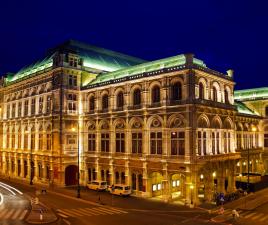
[87,54,207,86]
[235,101,259,116]
[5,40,146,85]
[234,87,268,101]
[6,54,54,83]
[61,40,146,72]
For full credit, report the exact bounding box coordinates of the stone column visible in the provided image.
[125,161,130,186]
[142,162,149,197]
[109,159,114,184]
[21,156,24,178]
[162,162,171,202]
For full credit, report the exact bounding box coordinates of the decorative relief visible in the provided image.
[151,118,161,128]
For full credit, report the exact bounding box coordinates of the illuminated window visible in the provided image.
[101,133,109,152]
[88,133,95,152]
[18,102,22,117]
[150,132,162,154]
[152,184,157,191]
[24,100,29,116]
[157,184,161,190]
[171,132,185,155]
[31,98,36,115]
[46,96,51,113]
[31,132,35,150]
[68,75,77,86]
[132,133,142,154]
[67,93,77,112]
[116,133,125,153]
[39,96,43,114]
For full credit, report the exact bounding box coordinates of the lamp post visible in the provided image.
[190,184,194,205]
[212,172,216,202]
[27,130,33,185]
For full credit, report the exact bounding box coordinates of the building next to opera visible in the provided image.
[0,40,267,205]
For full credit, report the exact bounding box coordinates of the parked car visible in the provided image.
[87,181,107,191]
[109,184,131,196]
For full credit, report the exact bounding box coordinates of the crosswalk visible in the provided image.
[219,208,268,223]
[57,206,128,218]
[0,208,28,220]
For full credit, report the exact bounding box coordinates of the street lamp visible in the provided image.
[190,184,194,205]
[72,125,81,198]
[212,172,216,201]
[27,130,33,185]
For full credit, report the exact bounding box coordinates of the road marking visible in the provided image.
[71,208,90,216]
[61,209,84,217]
[58,213,69,218]
[4,208,15,219]
[244,212,258,219]
[104,207,128,214]
[259,214,268,222]
[251,213,264,220]
[85,207,106,215]
[78,208,97,216]
[11,209,22,220]
[92,207,114,215]
[18,210,28,220]
[63,218,71,225]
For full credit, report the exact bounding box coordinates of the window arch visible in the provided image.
[199,83,204,99]
[117,91,124,108]
[171,82,182,101]
[102,94,109,110]
[89,96,95,111]
[212,86,217,101]
[151,85,160,103]
[133,89,141,106]
[224,90,229,104]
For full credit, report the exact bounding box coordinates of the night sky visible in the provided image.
[0,0,267,90]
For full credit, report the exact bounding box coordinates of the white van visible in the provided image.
[110,184,131,196]
[87,181,107,191]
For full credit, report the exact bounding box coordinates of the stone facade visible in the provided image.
[0,40,265,206]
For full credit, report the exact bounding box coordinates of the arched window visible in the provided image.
[265,106,268,117]
[151,86,160,103]
[89,96,95,111]
[199,83,204,99]
[117,92,124,108]
[102,94,108,110]
[171,82,182,101]
[212,87,217,101]
[224,90,229,104]
[133,89,141,106]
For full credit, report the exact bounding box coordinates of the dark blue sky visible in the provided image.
[0,0,267,90]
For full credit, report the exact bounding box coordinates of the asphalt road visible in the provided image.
[0,179,230,225]
[0,181,30,225]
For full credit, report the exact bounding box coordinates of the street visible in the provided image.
[0,178,224,225]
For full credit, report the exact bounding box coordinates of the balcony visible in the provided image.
[128,105,142,110]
